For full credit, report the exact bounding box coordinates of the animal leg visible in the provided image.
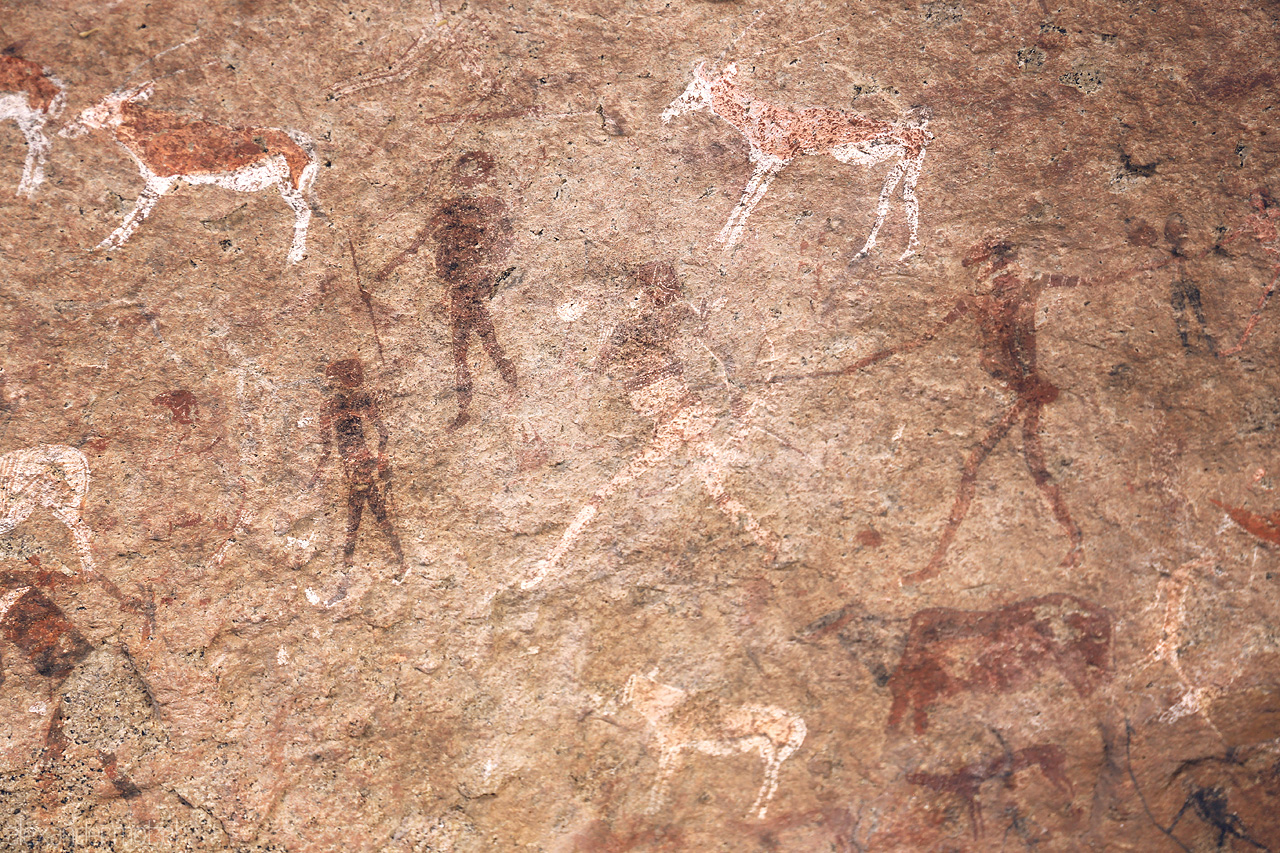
[100,176,175,250]
[855,158,910,259]
[906,399,1026,584]
[49,505,97,575]
[750,751,782,820]
[522,437,674,589]
[717,162,782,247]
[16,114,50,199]
[280,185,312,265]
[897,155,925,260]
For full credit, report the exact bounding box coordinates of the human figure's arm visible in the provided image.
[307,405,333,489]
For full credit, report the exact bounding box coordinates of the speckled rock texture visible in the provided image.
[1,1,1279,850]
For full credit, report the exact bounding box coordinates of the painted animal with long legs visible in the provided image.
[0,445,98,576]
[61,83,320,264]
[662,61,932,259]
[0,55,65,197]
[620,670,806,820]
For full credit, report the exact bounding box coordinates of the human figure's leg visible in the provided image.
[343,484,368,567]
[449,309,474,428]
[907,399,1027,584]
[1020,403,1083,567]
[522,436,678,589]
[366,480,405,567]
[693,457,779,558]
[472,301,518,388]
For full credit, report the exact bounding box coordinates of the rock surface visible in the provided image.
[1,0,1279,850]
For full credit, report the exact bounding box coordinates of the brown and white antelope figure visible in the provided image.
[62,83,320,264]
[620,670,806,819]
[0,55,66,198]
[0,444,98,576]
[662,61,932,259]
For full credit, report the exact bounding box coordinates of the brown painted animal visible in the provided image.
[0,54,65,197]
[907,744,1071,838]
[62,82,320,264]
[887,594,1111,734]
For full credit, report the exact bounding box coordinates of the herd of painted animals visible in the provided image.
[2,23,1280,849]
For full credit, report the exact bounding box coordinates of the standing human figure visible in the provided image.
[312,359,405,583]
[375,151,517,428]
[904,238,1093,581]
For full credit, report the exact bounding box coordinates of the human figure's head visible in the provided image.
[453,150,496,189]
[962,237,1017,273]
[325,358,364,389]
[633,261,681,307]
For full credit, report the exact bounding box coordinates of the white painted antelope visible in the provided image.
[0,54,66,197]
[62,82,320,264]
[0,444,97,575]
[662,61,932,259]
[621,670,806,820]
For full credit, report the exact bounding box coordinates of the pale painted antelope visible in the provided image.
[62,83,320,264]
[0,54,66,197]
[662,61,932,259]
[0,444,97,575]
[621,670,806,819]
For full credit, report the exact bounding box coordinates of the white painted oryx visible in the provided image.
[621,670,807,820]
[62,82,320,264]
[661,61,932,259]
[0,444,98,575]
[0,55,66,197]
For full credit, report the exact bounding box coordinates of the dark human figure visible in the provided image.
[831,238,1138,582]
[313,359,404,578]
[375,151,517,429]
[1164,213,1217,354]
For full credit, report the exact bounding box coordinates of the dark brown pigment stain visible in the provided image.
[907,744,1071,838]
[115,102,311,186]
[315,358,404,570]
[1163,213,1218,355]
[1,586,93,679]
[0,55,60,112]
[886,593,1111,734]
[375,151,517,429]
[99,750,143,799]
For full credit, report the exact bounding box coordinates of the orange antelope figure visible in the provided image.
[620,670,807,820]
[0,55,65,197]
[62,83,320,264]
[662,61,932,259]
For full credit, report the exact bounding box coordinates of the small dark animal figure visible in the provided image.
[152,389,198,425]
[887,593,1112,734]
[907,743,1072,838]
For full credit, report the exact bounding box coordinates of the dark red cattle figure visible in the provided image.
[887,594,1111,734]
